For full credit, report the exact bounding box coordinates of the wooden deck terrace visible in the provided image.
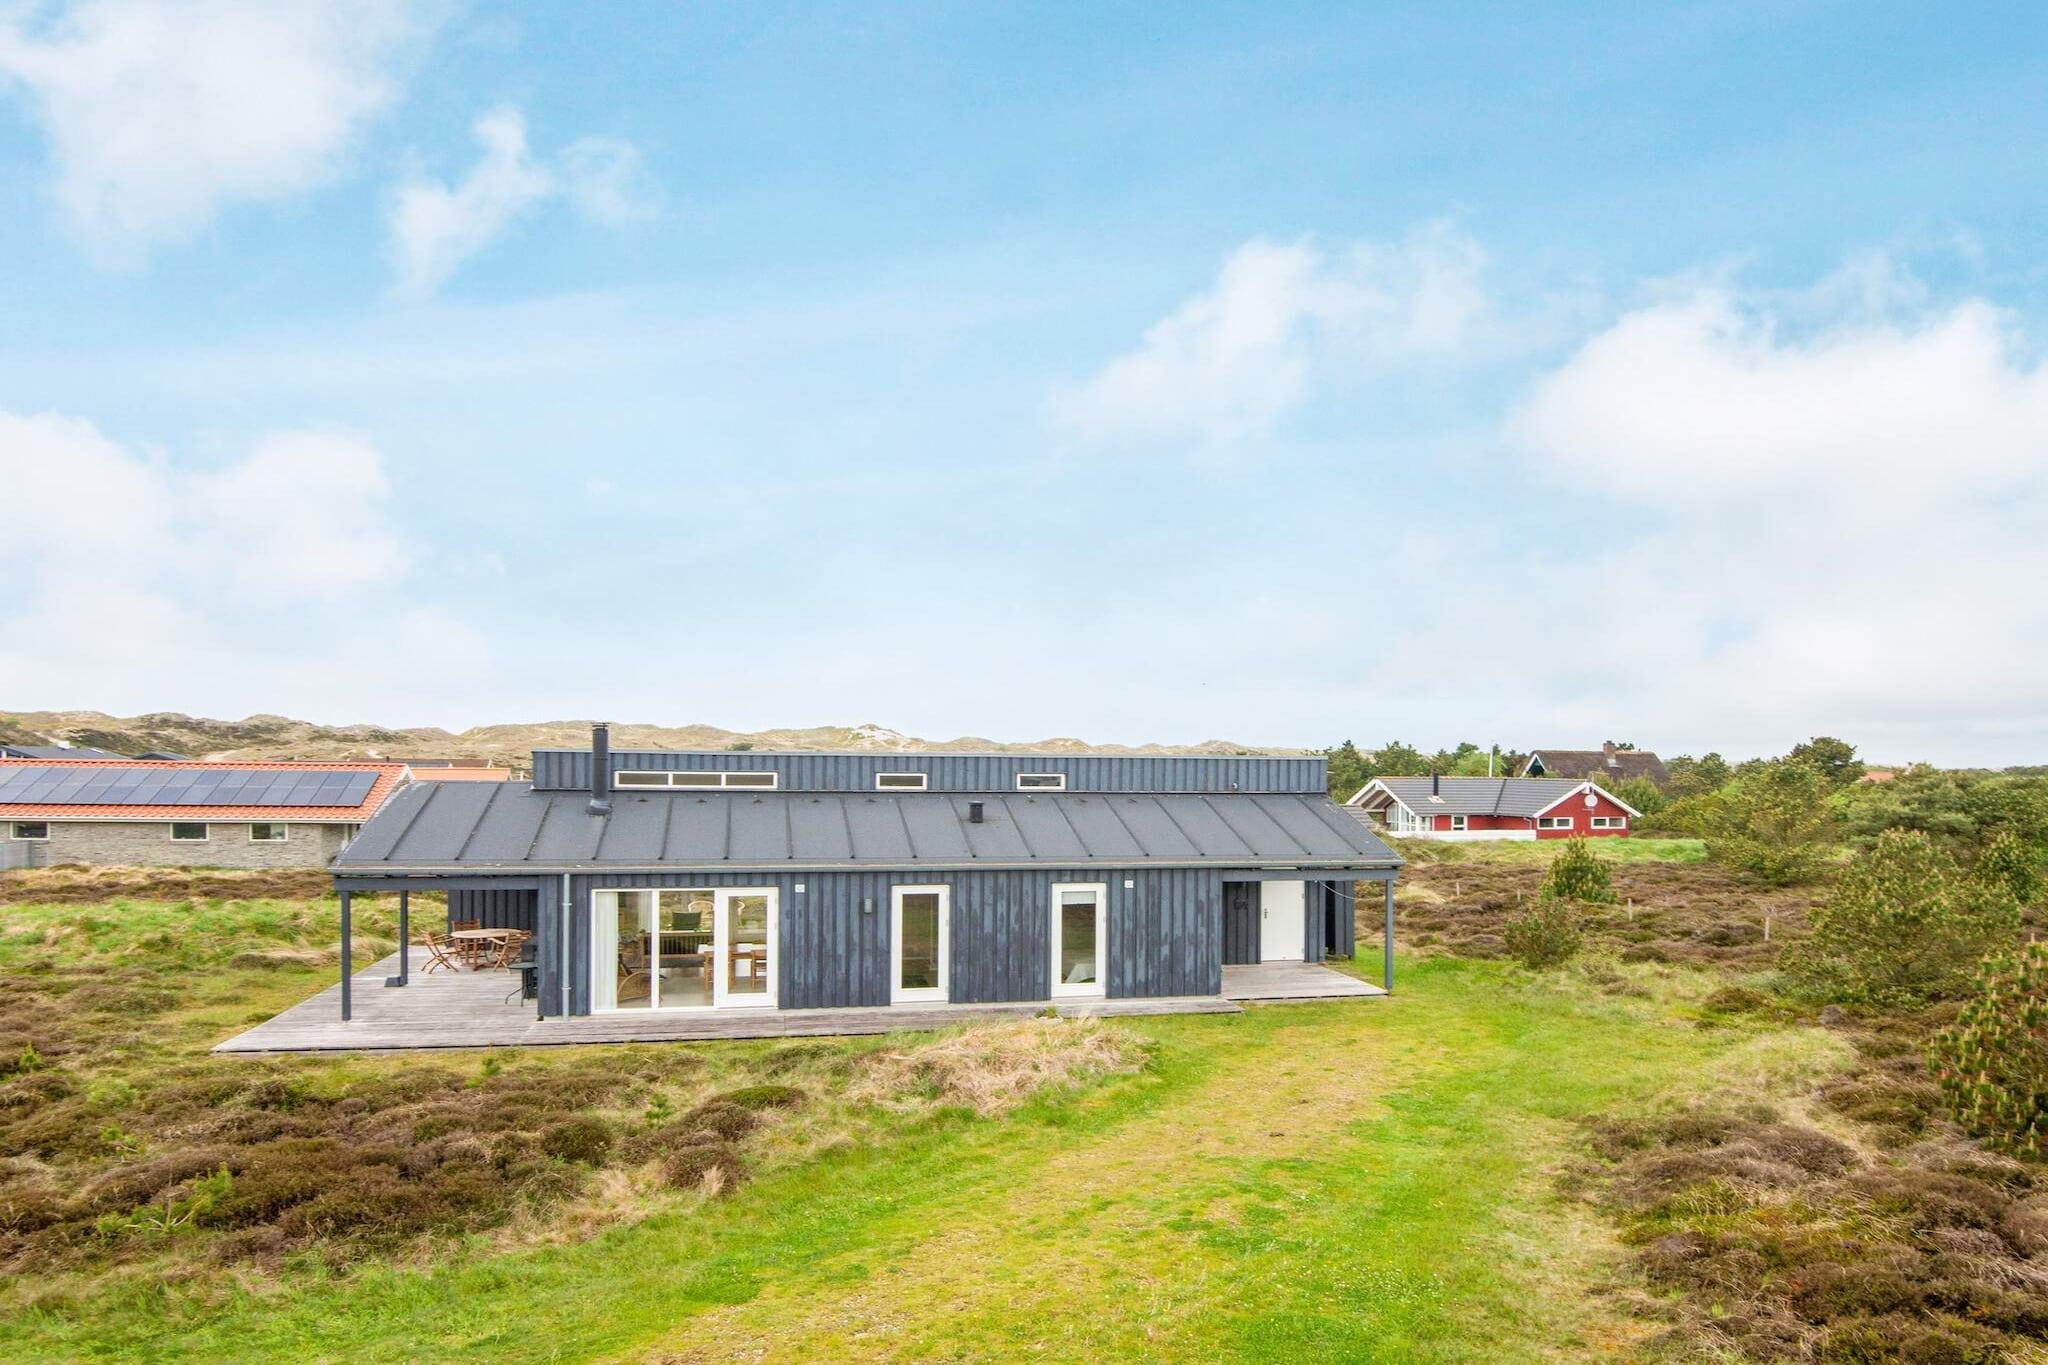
[211,950,1385,1054]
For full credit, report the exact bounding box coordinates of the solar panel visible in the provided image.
[0,765,378,807]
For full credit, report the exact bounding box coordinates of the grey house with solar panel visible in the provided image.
[0,758,409,869]
[322,726,1401,1029]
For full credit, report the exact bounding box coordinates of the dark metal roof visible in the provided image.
[1359,776,1593,818]
[0,744,124,760]
[334,782,1401,874]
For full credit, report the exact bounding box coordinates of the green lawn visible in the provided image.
[4,951,1846,1364]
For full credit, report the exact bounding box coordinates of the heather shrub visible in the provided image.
[1502,898,1581,969]
[538,1117,614,1165]
[1929,943,2048,1159]
[1540,837,1616,904]
[1786,830,2021,1007]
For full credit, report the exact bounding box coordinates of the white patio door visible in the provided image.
[1050,882,1106,998]
[713,888,777,1008]
[891,885,950,1003]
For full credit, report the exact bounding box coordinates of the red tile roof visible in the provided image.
[0,759,410,821]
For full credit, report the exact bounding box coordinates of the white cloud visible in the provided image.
[189,430,405,593]
[0,410,427,714]
[387,107,651,297]
[1511,290,2048,509]
[0,0,428,256]
[1399,274,2048,760]
[1049,223,1491,447]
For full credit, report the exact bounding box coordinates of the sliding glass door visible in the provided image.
[592,887,776,1011]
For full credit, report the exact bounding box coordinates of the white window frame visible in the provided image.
[1049,881,1107,999]
[614,770,780,790]
[890,885,951,1003]
[169,821,209,842]
[248,823,290,842]
[1450,815,1468,831]
[1537,816,1572,830]
[1590,816,1625,830]
[9,821,48,842]
[1017,773,1066,791]
[876,773,928,791]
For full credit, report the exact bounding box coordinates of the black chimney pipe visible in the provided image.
[589,723,612,816]
[1431,771,1440,796]
[967,800,985,824]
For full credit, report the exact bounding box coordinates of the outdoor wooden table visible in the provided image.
[450,927,517,968]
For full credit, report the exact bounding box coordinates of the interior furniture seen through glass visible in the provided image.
[725,894,770,998]
[611,888,715,1010]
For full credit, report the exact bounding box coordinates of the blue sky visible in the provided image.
[2,2,2046,763]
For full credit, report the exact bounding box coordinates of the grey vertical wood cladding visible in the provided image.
[1324,881,1358,958]
[1107,867,1222,999]
[1221,880,1261,965]
[534,749,1327,796]
[554,864,1228,1014]
[1302,880,1329,963]
[448,887,538,932]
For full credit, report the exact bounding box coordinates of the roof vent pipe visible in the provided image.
[588,723,612,817]
[967,800,985,824]
[1431,772,1440,796]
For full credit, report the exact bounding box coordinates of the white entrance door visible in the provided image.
[1260,880,1306,962]
[712,888,777,1008]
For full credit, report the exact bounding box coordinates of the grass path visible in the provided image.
[6,959,1846,1364]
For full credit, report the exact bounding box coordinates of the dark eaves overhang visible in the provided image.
[331,854,1403,876]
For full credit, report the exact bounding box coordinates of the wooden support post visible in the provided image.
[339,890,352,1022]
[1383,880,1395,994]
[386,890,410,987]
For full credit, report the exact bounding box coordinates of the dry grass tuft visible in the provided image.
[850,1018,1145,1117]
[0,867,333,906]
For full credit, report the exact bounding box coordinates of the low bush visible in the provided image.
[1540,837,1616,904]
[539,1117,615,1165]
[1787,830,2021,1007]
[1501,899,1580,969]
[657,1136,745,1193]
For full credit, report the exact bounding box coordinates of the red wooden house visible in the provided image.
[1343,774,1637,841]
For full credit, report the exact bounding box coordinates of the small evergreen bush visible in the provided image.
[1787,830,2021,1007]
[1975,829,2043,909]
[1541,837,1617,904]
[1502,898,1581,969]
[1929,943,2048,1159]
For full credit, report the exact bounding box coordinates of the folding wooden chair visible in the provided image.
[421,929,465,973]
[489,929,531,969]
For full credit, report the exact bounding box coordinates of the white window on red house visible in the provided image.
[1537,816,1572,830]
[1590,816,1625,829]
[1450,815,1468,831]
